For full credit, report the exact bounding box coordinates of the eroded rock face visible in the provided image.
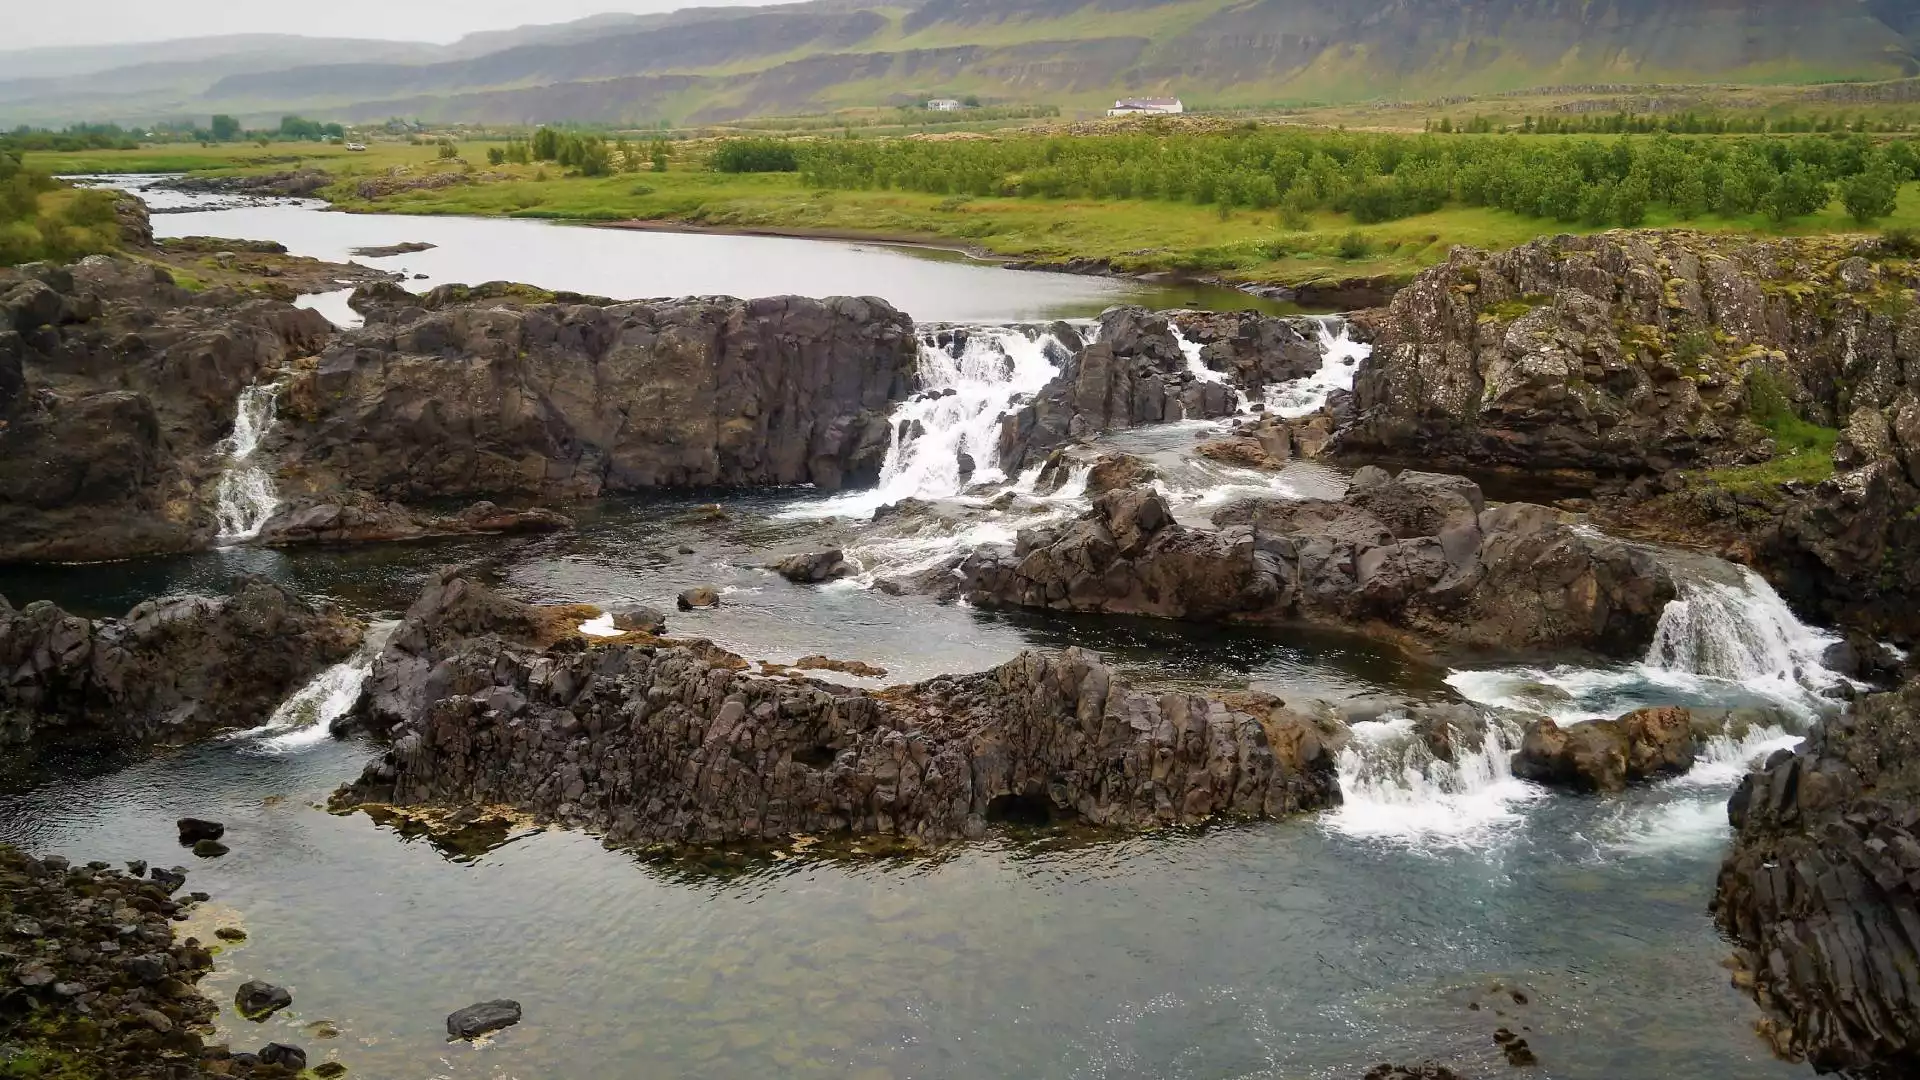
[0,257,333,562]
[333,579,1341,844]
[274,288,917,501]
[0,578,361,749]
[1715,678,1920,1077]
[958,466,1673,658]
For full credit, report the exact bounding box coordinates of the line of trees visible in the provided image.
[786,129,1919,227]
[1430,112,1919,136]
[507,127,671,175]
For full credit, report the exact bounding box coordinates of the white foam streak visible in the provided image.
[234,621,398,753]
[1170,325,1250,414]
[1644,567,1845,699]
[214,383,282,542]
[1267,321,1369,419]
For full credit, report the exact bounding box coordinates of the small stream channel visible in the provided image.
[0,179,1840,1079]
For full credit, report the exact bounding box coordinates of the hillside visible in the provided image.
[6,0,1920,127]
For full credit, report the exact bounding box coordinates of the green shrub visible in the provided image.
[1336,230,1372,260]
[711,139,799,173]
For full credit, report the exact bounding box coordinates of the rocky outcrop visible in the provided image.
[156,170,334,199]
[255,495,571,547]
[332,579,1341,845]
[1346,231,1920,636]
[1512,706,1796,792]
[0,257,333,562]
[0,578,361,749]
[1196,412,1338,470]
[1168,309,1324,396]
[272,286,917,501]
[996,306,1244,472]
[1715,677,1920,1077]
[959,465,1673,658]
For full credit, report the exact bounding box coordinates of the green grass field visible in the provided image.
[28,138,1920,287]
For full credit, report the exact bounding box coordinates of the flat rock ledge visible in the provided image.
[1714,675,1920,1077]
[331,579,1341,846]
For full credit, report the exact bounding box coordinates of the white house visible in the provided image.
[1108,97,1184,117]
[927,98,964,111]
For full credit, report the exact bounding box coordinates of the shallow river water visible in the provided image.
[0,181,1838,1079]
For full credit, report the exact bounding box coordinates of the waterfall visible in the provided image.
[213,383,283,542]
[1266,319,1370,418]
[1642,566,1844,697]
[1325,711,1542,845]
[783,324,1079,520]
[1170,325,1251,414]
[232,620,398,753]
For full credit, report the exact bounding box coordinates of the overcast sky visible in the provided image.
[8,0,779,50]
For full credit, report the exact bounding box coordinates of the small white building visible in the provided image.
[927,98,964,111]
[1108,97,1184,117]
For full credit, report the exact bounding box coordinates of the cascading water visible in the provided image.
[1642,566,1844,697]
[231,620,398,752]
[1170,325,1251,414]
[1326,711,1542,844]
[213,382,283,542]
[1267,319,1370,418]
[783,324,1083,524]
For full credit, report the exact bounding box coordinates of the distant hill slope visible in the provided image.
[7,0,1920,127]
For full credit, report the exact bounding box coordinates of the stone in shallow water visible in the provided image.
[176,818,224,845]
[236,979,293,1020]
[447,999,523,1039]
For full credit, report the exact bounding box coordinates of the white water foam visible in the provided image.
[1170,324,1251,414]
[1267,320,1370,419]
[234,621,398,753]
[1325,712,1544,845]
[213,383,283,542]
[783,325,1078,521]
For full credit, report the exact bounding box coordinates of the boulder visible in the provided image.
[235,980,292,1020]
[176,819,224,845]
[1511,707,1707,792]
[447,999,523,1040]
[332,579,1342,845]
[257,1043,308,1071]
[677,586,721,611]
[609,605,668,635]
[770,550,857,584]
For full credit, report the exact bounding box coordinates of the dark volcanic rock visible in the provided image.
[256,494,571,547]
[159,169,333,199]
[275,290,916,500]
[447,999,523,1040]
[177,818,225,844]
[235,980,293,1020]
[770,549,856,583]
[333,579,1342,845]
[257,1043,308,1071]
[1169,309,1324,395]
[1715,676,1920,1076]
[0,256,333,562]
[0,578,361,749]
[958,467,1673,658]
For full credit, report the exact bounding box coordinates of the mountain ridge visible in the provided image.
[6,0,1920,126]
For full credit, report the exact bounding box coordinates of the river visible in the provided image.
[0,180,1830,1080]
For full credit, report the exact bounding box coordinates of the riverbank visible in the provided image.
[32,137,1920,294]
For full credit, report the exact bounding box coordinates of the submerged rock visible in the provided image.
[1715,675,1920,1076]
[0,578,361,750]
[177,818,225,845]
[447,999,523,1040]
[333,579,1341,845]
[959,468,1673,658]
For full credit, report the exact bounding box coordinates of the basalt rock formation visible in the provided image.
[1343,230,1920,635]
[1168,309,1325,397]
[997,306,1247,472]
[332,578,1341,845]
[958,464,1673,658]
[0,578,361,749]
[1512,706,1799,793]
[255,495,572,547]
[1715,676,1920,1077]
[271,284,917,501]
[0,257,332,562]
